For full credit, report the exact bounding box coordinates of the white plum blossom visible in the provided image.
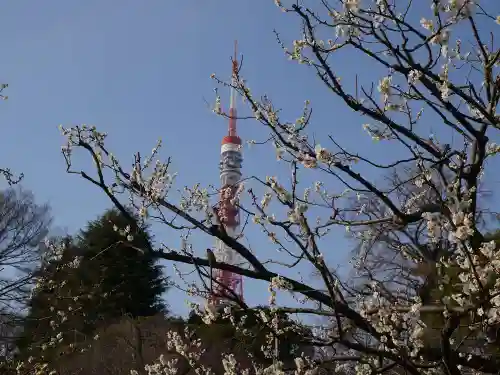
[377,76,392,102]
[420,18,433,31]
[408,69,423,84]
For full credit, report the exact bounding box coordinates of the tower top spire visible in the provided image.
[228,40,238,138]
[232,40,238,78]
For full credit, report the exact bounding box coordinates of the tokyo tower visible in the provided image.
[209,41,244,308]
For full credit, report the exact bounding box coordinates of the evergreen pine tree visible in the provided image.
[17,208,167,364]
[75,208,167,321]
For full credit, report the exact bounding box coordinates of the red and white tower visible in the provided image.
[210,41,244,308]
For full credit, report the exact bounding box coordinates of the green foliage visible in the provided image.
[75,208,167,319]
[17,208,167,363]
[187,306,313,365]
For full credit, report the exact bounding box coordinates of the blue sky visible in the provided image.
[0,1,499,318]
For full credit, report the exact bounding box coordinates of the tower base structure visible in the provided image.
[209,232,244,308]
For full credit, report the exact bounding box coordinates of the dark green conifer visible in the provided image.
[17,208,167,363]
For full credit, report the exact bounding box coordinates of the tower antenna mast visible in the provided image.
[228,40,238,137]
